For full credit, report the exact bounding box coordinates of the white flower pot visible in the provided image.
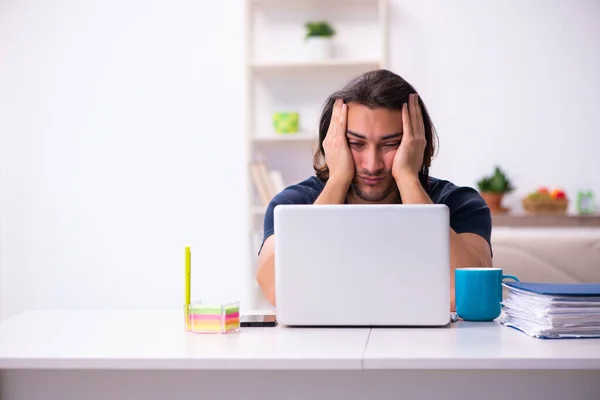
[305,37,333,60]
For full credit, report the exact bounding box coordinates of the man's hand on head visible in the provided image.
[323,98,355,187]
[392,93,427,185]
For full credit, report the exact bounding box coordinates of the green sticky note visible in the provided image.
[189,303,239,315]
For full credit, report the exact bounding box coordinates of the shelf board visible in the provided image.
[491,213,600,228]
[252,133,318,143]
[249,58,381,71]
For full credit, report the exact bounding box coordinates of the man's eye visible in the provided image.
[349,142,364,147]
[384,142,400,148]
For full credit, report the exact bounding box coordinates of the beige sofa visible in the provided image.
[491,227,600,284]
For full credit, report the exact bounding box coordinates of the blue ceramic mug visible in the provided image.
[455,267,519,321]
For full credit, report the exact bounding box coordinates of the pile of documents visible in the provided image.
[500,281,600,339]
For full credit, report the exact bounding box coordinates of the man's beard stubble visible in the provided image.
[349,178,398,203]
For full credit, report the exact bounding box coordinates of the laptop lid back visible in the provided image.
[274,204,451,326]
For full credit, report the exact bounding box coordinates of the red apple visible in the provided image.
[551,189,566,200]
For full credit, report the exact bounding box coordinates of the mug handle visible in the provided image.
[502,274,519,282]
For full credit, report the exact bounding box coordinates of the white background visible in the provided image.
[1,0,599,319]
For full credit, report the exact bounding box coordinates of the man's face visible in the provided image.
[346,103,403,203]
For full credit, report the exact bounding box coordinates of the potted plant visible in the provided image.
[476,166,514,213]
[304,20,335,60]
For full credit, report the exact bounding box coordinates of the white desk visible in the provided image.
[364,322,600,370]
[0,310,368,370]
[1,310,599,400]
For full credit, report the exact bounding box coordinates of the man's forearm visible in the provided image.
[395,173,433,206]
[256,236,276,307]
[314,178,349,204]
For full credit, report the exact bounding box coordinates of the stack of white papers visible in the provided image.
[499,282,600,339]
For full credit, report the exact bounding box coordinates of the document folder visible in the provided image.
[500,282,600,339]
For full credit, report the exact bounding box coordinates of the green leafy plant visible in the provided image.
[477,166,514,193]
[305,21,335,39]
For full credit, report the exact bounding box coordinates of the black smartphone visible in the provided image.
[240,314,277,327]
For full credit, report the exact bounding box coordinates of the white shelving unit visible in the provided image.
[244,0,388,307]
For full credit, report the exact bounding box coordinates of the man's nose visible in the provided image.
[362,147,383,172]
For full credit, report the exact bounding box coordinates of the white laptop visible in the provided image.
[274,204,451,327]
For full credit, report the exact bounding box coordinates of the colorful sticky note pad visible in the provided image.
[186,302,240,334]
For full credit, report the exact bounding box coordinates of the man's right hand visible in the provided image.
[322,98,354,185]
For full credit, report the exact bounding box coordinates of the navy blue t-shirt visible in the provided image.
[259,175,492,254]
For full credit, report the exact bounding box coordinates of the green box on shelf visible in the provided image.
[577,190,595,215]
[273,112,299,134]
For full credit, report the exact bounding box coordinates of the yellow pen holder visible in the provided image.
[184,301,240,334]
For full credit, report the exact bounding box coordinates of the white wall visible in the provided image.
[1,0,599,319]
[388,0,600,212]
[0,0,249,319]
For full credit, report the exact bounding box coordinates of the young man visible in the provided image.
[256,69,493,310]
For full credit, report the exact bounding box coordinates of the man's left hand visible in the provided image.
[392,93,427,183]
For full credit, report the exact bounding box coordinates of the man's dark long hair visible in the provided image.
[313,69,438,191]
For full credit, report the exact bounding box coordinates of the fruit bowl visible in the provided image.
[522,187,569,215]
